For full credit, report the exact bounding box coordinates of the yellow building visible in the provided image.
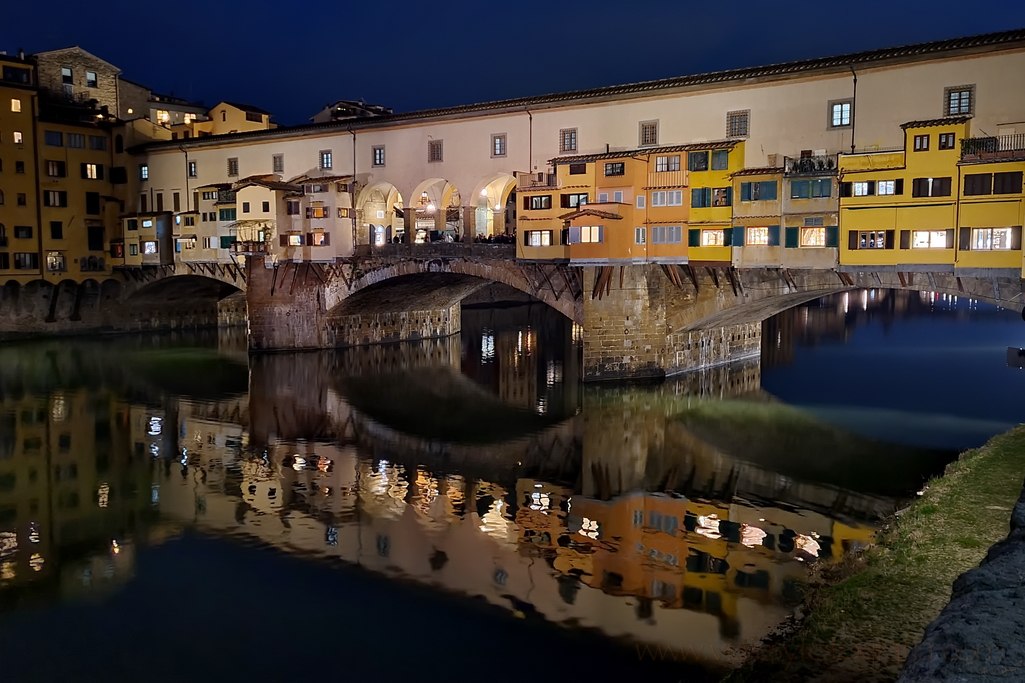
[956,134,1025,274]
[686,142,742,264]
[0,56,40,281]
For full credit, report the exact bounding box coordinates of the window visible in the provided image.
[287,233,303,246]
[857,231,888,249]
[12,131,23,144]
[272,154,284,174]
[428,139,443,162]
[604,162,624,176]
[227,157,239,176]
[713,187,731,207]
[636,195,645,209]
[972,227,1016,250]
[10,98,20,113]
[568,162,586,175]
[712,150,729,170]
[691,188,710,208]
[15,161,24,174]
[994,171,1023,195]
[143,241,158,255]
[938,133,956,150]
[635,227,646,244]
[141,218,153,228]
[651,225,682,244]
[242,202,251,213]
[319,149,333,169]
[701,229,725,246]
[186,160,197,178]
[372,146,385,167]
[746,226,770,245]
[560,193,588,208]
[650,190,683,206]
[597,192,608,203]
[688,151,708,171]
[201,191,216,201]
[46,160,66,177]
[829,100,852,128]
[44,191,67,207]
[912,230,950,248]
[944,85,974,115]
[877,179,900,195]
[44,130,63,146]
[14,252,38,270]
[129,243,139,256]
[790,179,832,199]
[309,231,329,246]
[853,181,874,196]
[286,200,300,215]
[613,190,623,203]
[964,173,992,196]
[911,177,952,197]
[89,136,106,150]
[46,252,65,272]
[126,219,138,231]
[740,181,777,201]
[639,120,658,146]
[61,67,72,84]
[85,192,100,215]
[526,230,552,246]
[491,133,507,157]
[913,135,929,151]
[82,163,101,179]
[245,111,262,123]
[559,128,577,153]
[526,195,551,210]
[16,193,26,206]
[139,164,148,180]
[67,133,84,148]
[218,208,236,221]
[655,155,680,172]
[14,225,32,239]
[579,226,602,243]
[262,201,270,212]
[800,227,826,246]
[727,110,750,138]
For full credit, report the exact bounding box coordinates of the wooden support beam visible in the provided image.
[897,272,907,287]
[69,282,84,322]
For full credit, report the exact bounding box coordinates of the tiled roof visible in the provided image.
[559,208,623,221]
[554,140,738,165]
[900,115,973,129]
[233,175,302,192]
[138,27,1025,153]
[221,101,271,116]
[731,166,785,177]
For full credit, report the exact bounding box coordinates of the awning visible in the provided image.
[176,234,198,241]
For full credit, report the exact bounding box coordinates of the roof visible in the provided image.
[196,182,231,190]
[32,46,122,74]
[559,208,623,221]
[900,115,973,129]
[289,172,353,184]
[219,101,271,116]
[554,140,738,165]
[138,27,1025,154]
[732,166,785,177]
[233,174,302,192]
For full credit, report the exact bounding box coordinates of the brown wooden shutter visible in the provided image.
[899,230,910,249]
[306,232,313,246]
[945,229,955,248]
[866,181,876,195]
[895,179,904,195]
[1011,226,1023,250]
[959,227,972,251]
[279,235,287,247]
[523,196,530,210]
[885,230,895,249]
[840,182,852,198]
[323,232,330,246]
[848,230,859,250]
[523,230,530,246]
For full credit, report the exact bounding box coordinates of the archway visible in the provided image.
[470,174,518,239]
[408,178,462,243]
[356,182,404,247]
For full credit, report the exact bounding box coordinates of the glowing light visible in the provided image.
[740,524,768,547]
[843,292,849,314]
[479,189,488,197]
[111,540,120,555]
[29,553,44,572]
[0,532,17,557]
[97,482,110,508]
[1,561,15,581]
[50,395,66,422]
[579,517,600,540]
[481,331,495,362]
[696,514,722,540]
[28,522,40,544]
[147,416,163,436]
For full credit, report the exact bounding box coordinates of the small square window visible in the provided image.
[726,110,750,138]
[913,135,930,152]
[10,98,21,113]
[85,71,97,88]
[272,154,284,173]
[491,133,507,157]
[428,139,443,163]
[227,157,239,176]
[559,128,577,153]
[938,133,956,150]
[944,85,974,116]
[639,120,658,146]
[320,150,333,170]
[829,100,852,128]
[372,145,385,167]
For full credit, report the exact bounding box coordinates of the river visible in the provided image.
[0,289,1022,682]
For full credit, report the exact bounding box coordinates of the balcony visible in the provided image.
[645,170,689,189]
[517,172,559,191]
[784,154,837,176]
[364,243,516,259]
[961,134,1025,162]
[231,240,269,256]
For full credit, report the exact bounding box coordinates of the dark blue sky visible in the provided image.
[4,1,1025,125]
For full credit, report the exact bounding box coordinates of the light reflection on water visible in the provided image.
[0,291,1020,679]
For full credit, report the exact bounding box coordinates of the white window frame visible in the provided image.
[972,227,1013,251]
[852,181,871,196]
[319,150,333,170]
[636,195,646,209]
[634,227,646,244]
[372,145,385,167]
[701,229,725,246]
[912,230,949,249]
[746,226,770,245]
[613,190,624,203]
[800,227,826,247]
[877,180,896,196]
[829,100,852,128]
[491,133,507,158]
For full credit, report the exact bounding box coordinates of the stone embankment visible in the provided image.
[898,484,1025,682]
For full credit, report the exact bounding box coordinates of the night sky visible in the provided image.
[4,1,1025,125]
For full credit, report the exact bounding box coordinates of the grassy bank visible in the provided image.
[726,425,1025,683]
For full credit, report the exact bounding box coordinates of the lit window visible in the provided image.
[634,227,646,244]
[372,146,385,167]
[830,101,852,127]
[156,109,170,124]
[10,98,21,113]
[944,85,973,115]
[972,227,1014,250]
[143,241,158,255]
[702,229,725,246]
[86,71,97,88]
[912,230,949,248]
[878,180,897,195]
[858,231,887,249]
[139,164,148,180]
[852,181,872,196]
[310,232,328,246]
[13,131,23,144]
[655,155,680,172]
[287,234,303,246]
[491,133,506,157]
[576,226,602,243]
[61,67,72,84]
[801,227,826,247]
[187,161,197,178]
[319,149,333,169]
[527,230,551,246]
[746,226,770,245]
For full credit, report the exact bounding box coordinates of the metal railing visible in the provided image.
[784,154,838,176]
[645,169,688,188]
[517,172,559,190]
[361,243,517,259]
[961,134,1025,160]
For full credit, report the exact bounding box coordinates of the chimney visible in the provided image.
[18,47,25,60]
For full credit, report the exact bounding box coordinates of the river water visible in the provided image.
[0,289,1022,682]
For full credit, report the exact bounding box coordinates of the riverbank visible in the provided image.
[725,424,1025,683]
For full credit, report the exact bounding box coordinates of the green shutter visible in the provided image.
[825,226,839,247]
[723,228,733,247]
[768,225,780,246]
[688,229,700,247]
[785,227,799,248]
[740,183,751,201]
[732,226,744,247]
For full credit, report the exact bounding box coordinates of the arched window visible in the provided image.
[114,134,123,154]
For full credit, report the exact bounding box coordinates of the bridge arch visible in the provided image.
[125,273,243,304]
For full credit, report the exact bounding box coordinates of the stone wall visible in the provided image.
[217,291,248,328]
[328,304,460,347]
[898,484,1025,682]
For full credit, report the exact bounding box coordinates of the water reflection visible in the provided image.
[2,294,1012,678]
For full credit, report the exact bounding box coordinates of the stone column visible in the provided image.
[434,206,446,236]
[403,206,416,243]
[462,206,476,242]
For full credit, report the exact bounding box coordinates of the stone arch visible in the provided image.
[407,177,462,242]
[340,259,581,323]
[469,173,518,238]
[355,181,404,247]
[126,273,243,304]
